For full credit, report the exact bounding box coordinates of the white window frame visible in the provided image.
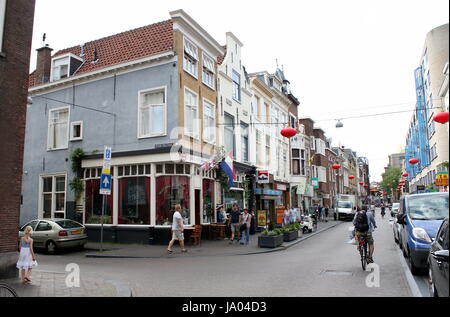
[202,52,215,90]
[70,121,83,141]
[183,37,198,79]
[137,86,167,139]
[47,106,70,151]
[39,173,67,219]
[184,87,199,139]
[232,69,241,102]
[51,56,70,81]
[0,0,6,53]
[202,98,216,144]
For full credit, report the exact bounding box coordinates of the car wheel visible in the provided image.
[46,241,57,254]
[408,248,421,275]
[429,266,438,297]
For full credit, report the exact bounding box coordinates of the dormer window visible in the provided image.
[51,53,83,82]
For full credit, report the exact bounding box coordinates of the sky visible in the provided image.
[29,0,449,182]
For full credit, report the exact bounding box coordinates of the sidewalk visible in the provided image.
[0,270,132,297]
[86,219,344,259]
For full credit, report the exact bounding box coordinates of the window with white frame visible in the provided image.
[241,122,249,162]
[184,88,199,138]
[256,130,263,167]
[265,135,271,168]
[224,113,235,157]
[0,0,6,53]
[183,38,198,77]
[52,56,70,81]
[48,107,69,150]
[232,70,241,102]
[139,88,166,138]
[41,175,66,219]
[202,53,215,89]
[203,99,215,144]
[70,121,83,141]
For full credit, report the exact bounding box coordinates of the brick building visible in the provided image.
[0,0,36,278]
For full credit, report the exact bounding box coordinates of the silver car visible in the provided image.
[19,219,88,254]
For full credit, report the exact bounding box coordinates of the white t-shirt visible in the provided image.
[172,211,183,231]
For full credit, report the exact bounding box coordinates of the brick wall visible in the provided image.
[0,0,35,255]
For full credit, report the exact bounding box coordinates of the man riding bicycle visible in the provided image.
[352,206,377,263]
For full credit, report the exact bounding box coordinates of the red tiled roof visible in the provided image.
[217,45,226,65]
[29,20,174,88]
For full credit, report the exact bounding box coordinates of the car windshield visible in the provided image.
[338,202,352,209]
[407,195,449,220]
[56,220,83,229]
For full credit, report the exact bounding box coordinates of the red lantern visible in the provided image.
[280,127,297,138]
[399,180,406,184]
[384,192,388,195]
[359,182,364,185]
[433,112,449,124]
[364,184,369,188]
[348,175,355,180]
[402,173,409,177]
[332,164,341,170]
[409,158,419,164]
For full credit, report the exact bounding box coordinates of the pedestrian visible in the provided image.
[216,205,226,223]
[284,206,290,226]
[225,208,232,239]
[17,226,38,284]
[240,209,252,245]
[289,207,296,224]
[167,204,188,254]
[325,206,329,222]
[229,203,242,244]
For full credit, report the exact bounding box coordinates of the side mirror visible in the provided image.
[431,250,449,263]
[397,214,406,225]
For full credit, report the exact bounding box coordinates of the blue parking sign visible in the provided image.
[100,173,112,195]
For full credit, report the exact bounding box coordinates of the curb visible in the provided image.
[86,221,345,259]
[395,246,424,297]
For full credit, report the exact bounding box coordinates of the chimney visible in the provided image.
[35,44,53,85]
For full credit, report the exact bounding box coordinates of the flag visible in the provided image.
[220,152,235,188]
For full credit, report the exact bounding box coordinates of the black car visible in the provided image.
[428,218,449,297]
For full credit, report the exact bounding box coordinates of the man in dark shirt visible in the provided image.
[229,203,242,244]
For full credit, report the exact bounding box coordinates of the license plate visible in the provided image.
[72,230,82,235]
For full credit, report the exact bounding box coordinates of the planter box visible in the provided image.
[283,230,299,242]
[258,234,284,248]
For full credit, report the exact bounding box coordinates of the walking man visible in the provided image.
[240,209,252,245]
[167,204,187,254]
[229,203,242,244]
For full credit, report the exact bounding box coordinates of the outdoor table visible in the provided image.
[208,223,226,240]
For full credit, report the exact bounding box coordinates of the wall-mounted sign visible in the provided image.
[311,177,319,189]
[257,170,270,183]
[275,184,287,191]
[257,210,267,227]
[436,172,449,187]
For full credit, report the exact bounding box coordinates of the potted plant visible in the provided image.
[258,228,284,248]
[282,225,299,242]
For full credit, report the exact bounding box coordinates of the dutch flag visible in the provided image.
[220,152,236,188]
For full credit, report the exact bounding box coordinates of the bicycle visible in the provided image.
[356,234,369,271]
[0,283,19,297]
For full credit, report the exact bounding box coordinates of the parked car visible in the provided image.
[19,219,88,254]
[397,192,449,275]
[300,215,315,233]
[391,202,400,217]
[428,218,449,297]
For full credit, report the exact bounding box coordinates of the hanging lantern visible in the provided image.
[399,180,406,184]
[384,192,388,195]
[280,127,297,138]
[364,184,369,188]
[348,175,355,180]
[332,164,341,170]
[402,173,409,177]
[433,112,449,124]
[359,182,364,185]
[409,158,419,165]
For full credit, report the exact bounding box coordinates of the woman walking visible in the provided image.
[17,226,38,284]
[239,209,252,245]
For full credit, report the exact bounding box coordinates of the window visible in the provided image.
[184,88,199,138]
[48,107,69,150]
[70,121,83,141]
[202,53,215,89]
[232,70,241,102]
[139,88,166,138]
[85,179,113,224]
[265,135,271,168]
[0,0,6,53]
[183,38,198,77]
[255,96,261,120]
[52,56,70,81]
[241,122,249,162]
[430,144,438,161]
[40,175,66,219]
[224,113,235,157]
[203,99,215,144]
[292,149,300,175]
[36,221,52,232]
[428,121,435,138]
[119,177,150,225]
[256,131,263,167]
[156,176,190,226]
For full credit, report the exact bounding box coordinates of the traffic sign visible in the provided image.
[102,146,112,175]
[100,173,111,195]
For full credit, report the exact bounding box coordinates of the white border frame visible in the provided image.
[202,97,216,145]
[137,86,168,139]
[184,86,200,140]
[47,106,70,151]
[70,120,83,141]
[183,36,199,80]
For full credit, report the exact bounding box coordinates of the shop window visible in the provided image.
[85,179,113,224]
[156,164,163,174]
[166,164,174,174]
[202,179,215,223]
[156,176,190,226]
[176,164,184,174]
[119,177,150,225]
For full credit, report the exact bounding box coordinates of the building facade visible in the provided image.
[0,0,36,278]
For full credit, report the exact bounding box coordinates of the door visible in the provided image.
[195,189,201,225]
[33,221,53,248]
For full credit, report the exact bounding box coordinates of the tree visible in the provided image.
[380,167,402,195]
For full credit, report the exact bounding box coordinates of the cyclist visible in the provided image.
[352,205,377,263]
[380,204,386,218]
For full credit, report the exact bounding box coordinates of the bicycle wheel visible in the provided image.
[361,243,368,271]
[0,283,19,297]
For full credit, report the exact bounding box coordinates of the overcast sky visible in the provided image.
[30,0,449,182]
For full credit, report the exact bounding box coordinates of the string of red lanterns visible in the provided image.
[433,112,449,124]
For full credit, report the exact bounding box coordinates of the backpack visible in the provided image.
[354,211,369,232]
